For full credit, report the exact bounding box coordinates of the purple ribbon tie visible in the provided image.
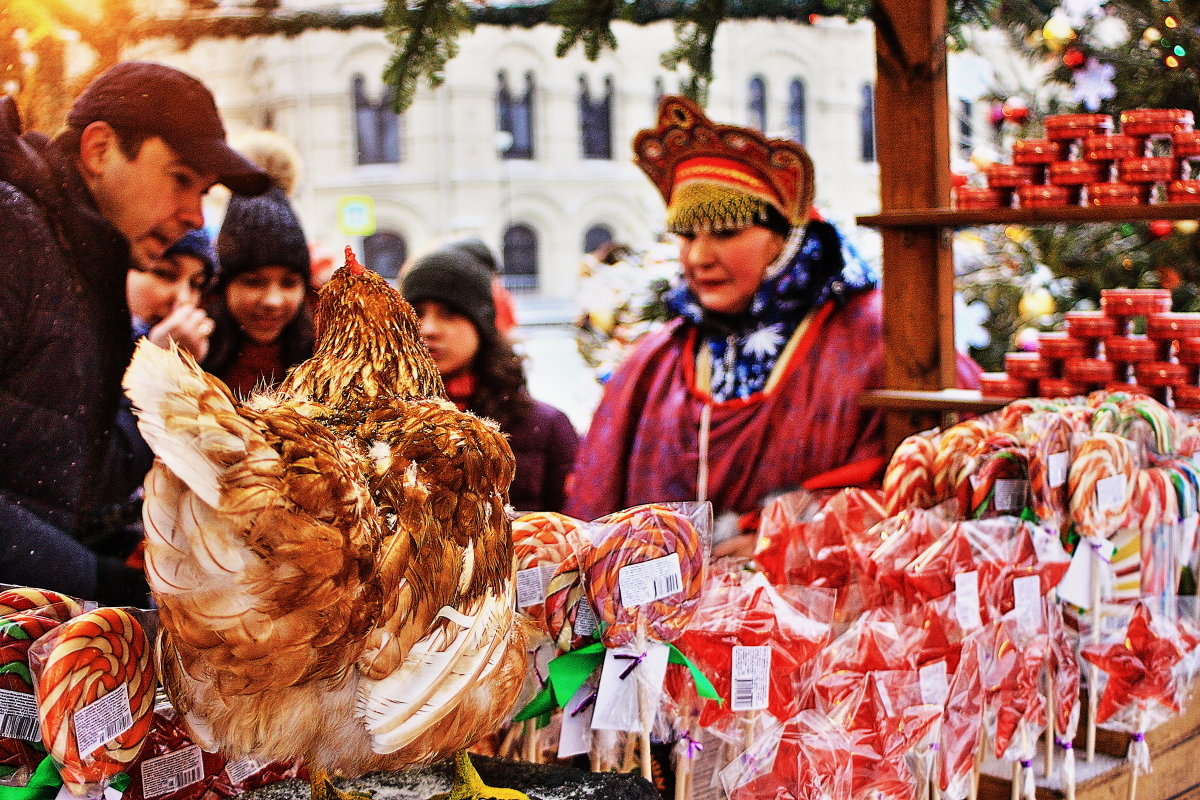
[679,731,704,759]
[571,691,598,717]
[615,652,647,680]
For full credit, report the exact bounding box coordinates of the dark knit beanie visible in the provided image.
[401,247,497,337]
[165,228,217,284]
[448,236,500,274]
[215,185,310,287]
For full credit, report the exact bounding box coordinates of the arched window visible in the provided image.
[860,83,876,163]
[353,74,401,165]
[583,224,615,254]
[579,76,614,160]
[362,231,408,282]
[788,79,806,145]
[957,98,973,159]
[653,77,665,110]
[748,76,767,132]
[501,223,539,293]
[497,71,535,160]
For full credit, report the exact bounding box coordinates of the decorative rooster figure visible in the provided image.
[124,248,531,800]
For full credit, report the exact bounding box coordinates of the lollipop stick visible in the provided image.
[1010,760,1020,800]
[1087,543,1102,762]
[1129,768,1139,800]
[637,622,653,781]
[622,731,637,772]
[1045,666,1056,778]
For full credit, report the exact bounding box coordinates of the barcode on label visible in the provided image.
[730,645,770,711]
[573,601,597,637]
[224,757,263,784]
[0,689,40,742]
[73,683,132,757]
[141,744,205,798]
[619,553,684,607]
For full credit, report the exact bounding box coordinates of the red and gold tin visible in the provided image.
[1134,361,1189,387]
[1037,332,1089,361]
[1174,384,1200,412]
[1105,382,1151,397]
[1176,337,1200,365]
[1063,357,1116,385]
[1120,108,1195,137]
[1118,156,1176,184]
[1013,138,1068,165]
[980,372,1033,399]
[1018,184,1071,208]
[1044,113,1113,141]
[1167,180,1200,203]
[1082,134,1142,162]
[1174,131,1200,158]
[1101,288,1172,318]
[1039,378,1089,398]
[1064,311,1117,339]
[1049,161,1104,186]
[1146,312,1200,341]
[1089,182,1142,207]
[1104,335,1160,364]
[1005,351,1053,381]
[985,164,1039,189]
[954,186,1007,210]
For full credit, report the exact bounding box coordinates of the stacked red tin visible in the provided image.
[981,289,1200,410]
[956,109,1200,209]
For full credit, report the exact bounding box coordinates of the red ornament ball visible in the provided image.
[1149,219,1174,238]
[1063,47,1086,68]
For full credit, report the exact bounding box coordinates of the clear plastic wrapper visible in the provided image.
[123,702,226,800]
[812,618,915,711]
[29,607,156,799]
[206,754,305,799]
[511,511,588,633]
[751,488,833,586]
[1067,432,1140,539]
[675,570,834,728]
[1027,413,1073,535]
[882,430,940,515]
[865,506,952,598]
[932,418,997,505]
[583,502,712,648]
[960,446,1030,520]
[981,613,1048,761]
[938,638,984,800]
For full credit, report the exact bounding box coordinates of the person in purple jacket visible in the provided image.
[401,245,580,512]
[564,96,981,554]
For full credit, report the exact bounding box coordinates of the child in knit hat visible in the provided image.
[203,133,315,398]
[127,229,217,361]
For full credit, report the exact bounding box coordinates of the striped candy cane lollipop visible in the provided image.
[0,589,84,620]
[883,432,939,515]
[1029,415,1072,531]
[933,419,994,503]
[33,608,155,797]
[512,512,586,633]
[1067,433,1137,538]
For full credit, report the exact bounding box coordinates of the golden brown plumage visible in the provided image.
[124,249,531,799]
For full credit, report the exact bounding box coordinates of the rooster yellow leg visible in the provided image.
[308,768,372,800]
[430,751,528,800]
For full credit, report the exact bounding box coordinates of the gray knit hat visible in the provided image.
[215,185,310,287]
[401,247,497,337]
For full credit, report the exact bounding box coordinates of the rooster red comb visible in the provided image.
[344,246,366,276]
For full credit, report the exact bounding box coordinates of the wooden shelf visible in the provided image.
[858,202,1200,229]
[860,388,1009,414]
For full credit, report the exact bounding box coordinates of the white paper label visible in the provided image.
[0,689,40,742]
[730,646,771,712]
[1048,451,1069,489]
[515,566,545,609]
[591,642,670,732]
[994,479,1029,512]
[55,785,122,800]
[557,682,596,758]
[919,661,950,706]
[1013,574,1043,631]
[1056,536,1117,610]
[73,683,132,758]
[954,571,983,631]
[619,553,683,607]
[140,744,205,798]
[223,756,263,784]
[1095,474,1127,511]
[573,600,597,637]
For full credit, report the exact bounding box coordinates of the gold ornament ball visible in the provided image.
[1020,288,1056,320]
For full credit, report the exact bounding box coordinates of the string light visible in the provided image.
[1144,27,1162,42]
[1167,55,1181,67]
[1165,16,1179,28]
[1174,45,1187,56]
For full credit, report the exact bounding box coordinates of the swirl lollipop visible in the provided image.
[543,551,595,652]
[0,612,66,774]
[1029,415,1072,531]
[932,419,994,503]
[33,608,155,797]
[883,433,938,515]
[511,512,586,632]
[0,589,84,620]
[1068,433,1136,539]
[584,503,706,648]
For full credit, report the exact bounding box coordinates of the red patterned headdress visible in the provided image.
[633,95,814,233]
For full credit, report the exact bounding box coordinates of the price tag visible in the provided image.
[730,646,771,712]
[574,601,597,637]
[73,683,132,758]
[954,571,983,631]
[591,643,669,732]
[558,682,596,758]
[1012,574,1043,631]
[140,745,205,798]
[919,661,950,706]
[994,479,1029,513]
[1048,451,1069,489]
[619,554,683,607]
[0,689,40,742]
[1095,474,1127,511]
[224,757,263,784]
[515,567,545,609]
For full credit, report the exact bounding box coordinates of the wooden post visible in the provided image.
[871,0,958,451]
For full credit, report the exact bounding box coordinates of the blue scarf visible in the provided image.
[664,219,878,402]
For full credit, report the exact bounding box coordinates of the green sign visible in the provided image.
[337,195,376,236]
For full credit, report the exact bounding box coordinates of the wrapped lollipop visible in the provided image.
[1068,432,1137,539]
[0,588,85,620]
[30,607,156,798]
[932,418,995,504]
[543,550,597,653]
[882,431,939,515]
[511,512,587,633]
[0,608,73,783]
[1028,414,1073,535]
[961,447,1030,519]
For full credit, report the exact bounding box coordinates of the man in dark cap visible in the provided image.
[0,61,267,606]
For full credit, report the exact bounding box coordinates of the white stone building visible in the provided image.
[127,7,886,299]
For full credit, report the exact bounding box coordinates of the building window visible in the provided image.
[362,231,408,282]
[583,224,614,254]
[654,77,665,110]
[748,76,767,132]
[860,83,876,163]
[957,98,973,160]
[579,76,614,160]
[501,223,538,293]
[788,79,806,145]
[353,75,401,165]
[497,71,534,160]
